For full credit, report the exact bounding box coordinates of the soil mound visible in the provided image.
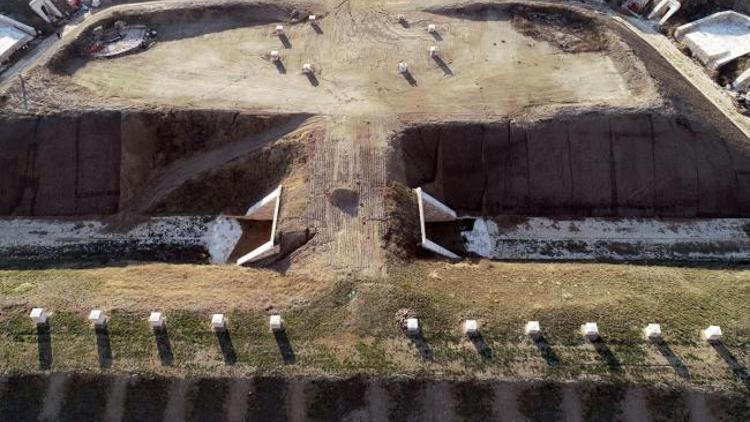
[509,4,609,53]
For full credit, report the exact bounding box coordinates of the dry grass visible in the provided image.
[0,260,749,392]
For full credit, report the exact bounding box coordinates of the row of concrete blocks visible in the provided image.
[28,308,285,333]
[267,17,443,76]
[29,308,724,343]
[404,317,725,343]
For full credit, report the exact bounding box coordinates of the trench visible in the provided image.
[0,109,309,217]
[397,111,750,218]
[0,373,747,421]
[393,111,750,260]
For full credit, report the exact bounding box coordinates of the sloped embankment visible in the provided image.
[0,110,310,217]
[394,112,750,218]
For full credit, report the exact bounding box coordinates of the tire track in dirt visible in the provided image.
[306,116,387,275]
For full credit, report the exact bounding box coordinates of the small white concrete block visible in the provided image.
[29,308,48,325]
[270,50,280,62]
[405,317,419,335]
[703,325,722,342]
[463,319,479,336]
[525,321,541,336]
[582,322,599,340]
[429,46,439,57]
[398,62,408,73]
[397,14,406,22]
[211,314,226,331]
[309,15,316,23]
[88,310,107,328]
[644,323,661,340]
[149,312,165,329]
[275,25,284,34]
[270,314,284,332]
[303,63,313,74]
[427,24,436,33]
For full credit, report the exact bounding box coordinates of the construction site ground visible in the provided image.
[1,0,750,419]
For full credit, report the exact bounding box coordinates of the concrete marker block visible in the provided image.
[525,321,541,337]
[463,319,479,336]
[88,310,107,328]
[30,308,48,325]
[211,314,226,332]
[581,322,599,340]
[644,323,661,340]
[427,24,436,33]
[405,317,419,336]
[398,62,408,73]
[149,312,165,330]
[703,325,722,342]
[270,314,284,332]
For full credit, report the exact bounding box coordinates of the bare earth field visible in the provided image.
[60,2,649,119]
[1,0,750,419]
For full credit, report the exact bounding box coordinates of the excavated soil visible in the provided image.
[0,110,312,217]
[508,4,609,53]
[393,111,750,218]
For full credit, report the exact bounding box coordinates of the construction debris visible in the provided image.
[0,15,35,64]
[88,21,157,58]
[675,11,750,71]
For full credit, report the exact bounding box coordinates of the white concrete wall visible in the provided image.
[675,11,750,70]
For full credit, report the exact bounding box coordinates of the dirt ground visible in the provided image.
[1,1,750,412]
[8,0,660,120]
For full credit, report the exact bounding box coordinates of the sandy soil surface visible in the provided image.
[48,0,658,120]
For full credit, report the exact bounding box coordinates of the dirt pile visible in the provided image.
[382,183,421,260]
[508,4,609,53]
[393,111,750,218]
